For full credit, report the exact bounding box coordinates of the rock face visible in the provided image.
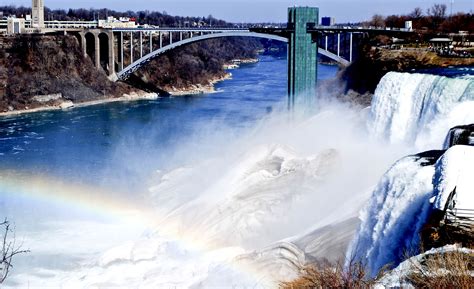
[128,37,261,94]
[0,35,134,112]
[444,124,474,148]
[420,124,474,251]
[0,35,263,112]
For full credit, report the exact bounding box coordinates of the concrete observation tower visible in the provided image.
[32,0,45,29]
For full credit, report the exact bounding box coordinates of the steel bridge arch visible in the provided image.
[116,31,348,80]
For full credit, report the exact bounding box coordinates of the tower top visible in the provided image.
[32,0,45,29]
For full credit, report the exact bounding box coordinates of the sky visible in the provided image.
[5,0,474,23]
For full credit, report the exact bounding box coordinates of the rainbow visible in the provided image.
[0,170,276,286]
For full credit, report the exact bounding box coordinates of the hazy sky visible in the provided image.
[7,0,474,23]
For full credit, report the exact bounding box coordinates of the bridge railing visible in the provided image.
[111,27,250,32]
[445,208,474,231]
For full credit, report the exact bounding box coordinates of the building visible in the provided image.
[32,0,44,29]
[321,17,335,26]
[98,16,138,28]
[429,38,453,49]
[7,17,26,34]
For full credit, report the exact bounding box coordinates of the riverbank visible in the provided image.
[166,57,258,95]
[167,73,232,96]
[0,91,158,118]
[342,46,474,96]
[1,34,263,115]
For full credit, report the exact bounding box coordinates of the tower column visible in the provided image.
[31,0,45,29]
[287,7,319,109]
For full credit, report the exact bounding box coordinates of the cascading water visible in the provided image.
[350,71,474,278]
[369,72,474,149]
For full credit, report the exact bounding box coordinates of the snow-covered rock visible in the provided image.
[432,145,474,211]
[350,141,474,277]
[376,244,474,288]
[443,124,474,148]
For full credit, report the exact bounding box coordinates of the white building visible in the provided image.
[98,16,138,28]
[7,17,26,34]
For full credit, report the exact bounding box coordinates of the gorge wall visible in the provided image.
[0,34,264,113]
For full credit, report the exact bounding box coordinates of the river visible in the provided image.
[0,56,339,287]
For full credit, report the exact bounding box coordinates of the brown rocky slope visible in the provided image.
[0,34,135,112]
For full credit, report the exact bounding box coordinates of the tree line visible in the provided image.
[366,4,473,33]
[0,5,230,27]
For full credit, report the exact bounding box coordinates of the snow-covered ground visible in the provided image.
[377,244,474,288]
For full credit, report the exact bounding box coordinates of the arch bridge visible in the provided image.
[77,7,413,108]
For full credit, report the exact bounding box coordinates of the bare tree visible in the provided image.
[0,219,29,284]
[409,7,423,19]
[428,4,447,19]
[369,14,386,28]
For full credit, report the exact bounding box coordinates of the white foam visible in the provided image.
[369,72,474,149]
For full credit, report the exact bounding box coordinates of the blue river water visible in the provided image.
[0,56,339,284]
[0,56,338,191]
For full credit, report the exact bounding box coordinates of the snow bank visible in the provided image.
[377,244,474,288]
[433,145,474,211]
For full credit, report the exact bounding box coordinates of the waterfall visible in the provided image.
[369,72,474,149]
[350,71,474,277]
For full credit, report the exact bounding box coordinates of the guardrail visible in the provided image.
[445,208,474,230]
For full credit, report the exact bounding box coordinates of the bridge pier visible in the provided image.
[139,32,143,59]
[108,31,115,76]
[149,33,153,53]
[349,33,353,62]
[80,33,87,57]
[130,32,134,64]
[94,34,100,69]
[119,31,124,71]
[337,33,340,57]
